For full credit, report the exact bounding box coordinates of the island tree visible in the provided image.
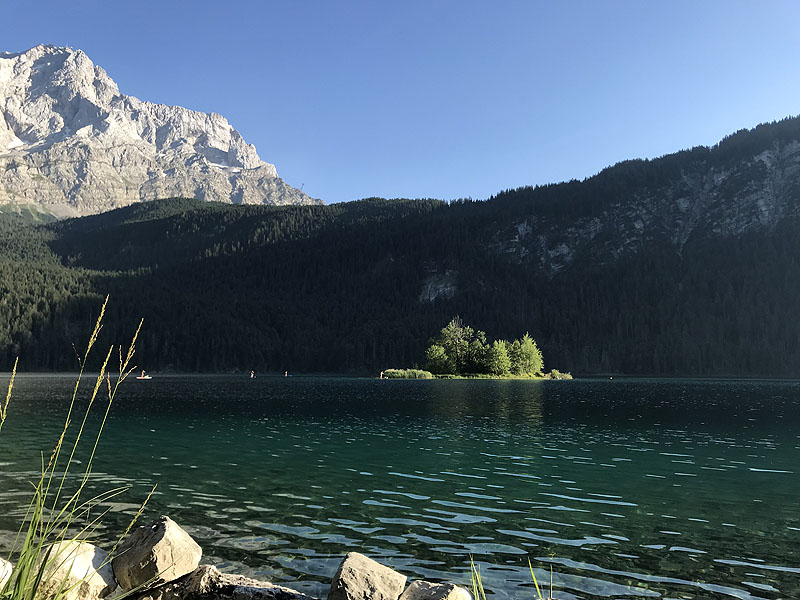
[424,317,544,376]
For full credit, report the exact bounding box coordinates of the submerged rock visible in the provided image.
[112,516,202,591]
[328,552,406,600]
[35,541,116,600]
[129,565,316,600]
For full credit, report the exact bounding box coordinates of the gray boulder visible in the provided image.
[35,541,117,600]
[327,553,406,600]
[398,581,472,600]
[112,516,201,591]
[129,565,316,600]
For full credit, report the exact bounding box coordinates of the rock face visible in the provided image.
[327,552,407,600]
[0,45,320,217]
[130,565,316,600]
[35,541,116,600]
[398,581,472,600]
[112,516,202,591]
[490,133,800,276]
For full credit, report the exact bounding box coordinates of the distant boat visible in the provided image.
[136,370,152,380]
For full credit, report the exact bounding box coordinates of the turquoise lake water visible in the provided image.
[0,375,798,599]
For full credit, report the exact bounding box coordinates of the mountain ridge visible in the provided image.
[485,115,800,274]
[0,44,319,216]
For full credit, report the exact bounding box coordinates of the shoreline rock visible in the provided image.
[1,517,472,600]
[328,552,406,600]
[399,581,472,600]
[112,516,202,591]
[129,565,316,600]
[0,556,13,588]
[34,541,117,600]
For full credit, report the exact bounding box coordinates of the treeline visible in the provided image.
[424,317,544,376]
[3,194,800,376]
[1,116,800,375]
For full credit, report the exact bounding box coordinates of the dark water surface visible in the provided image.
[1,375,798,599]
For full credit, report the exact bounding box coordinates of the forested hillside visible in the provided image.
[2,116,800,375]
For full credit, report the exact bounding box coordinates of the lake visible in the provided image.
[0,375,798,599]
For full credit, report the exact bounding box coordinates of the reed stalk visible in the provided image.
[0,299,154,600]
[469,557,556,599]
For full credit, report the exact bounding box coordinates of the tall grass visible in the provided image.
[0,357,17,436]
[0,298,155,600]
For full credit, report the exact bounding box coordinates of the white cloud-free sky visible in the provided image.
[3,0,800,203]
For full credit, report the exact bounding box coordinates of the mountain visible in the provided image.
[487,119,800,274]
[0,45,319,217]
[1,116,800,376]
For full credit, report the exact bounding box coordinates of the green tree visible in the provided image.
[425,343,450,374]
[518,333,544,374]
[487,340,511,375]
[437,316,474,374]
[508,339,522,374]
[466,339,488,374]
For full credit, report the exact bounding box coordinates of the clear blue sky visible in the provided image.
[2,1,799,204]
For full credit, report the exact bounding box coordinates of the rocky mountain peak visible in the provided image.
[0,45,319,216]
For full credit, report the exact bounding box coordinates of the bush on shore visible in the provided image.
[382,368,434,379]
[545,369,572,380]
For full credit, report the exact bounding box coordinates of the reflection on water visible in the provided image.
[0,376,799,599]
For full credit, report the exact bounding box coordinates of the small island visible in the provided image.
[383,317,571,379]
